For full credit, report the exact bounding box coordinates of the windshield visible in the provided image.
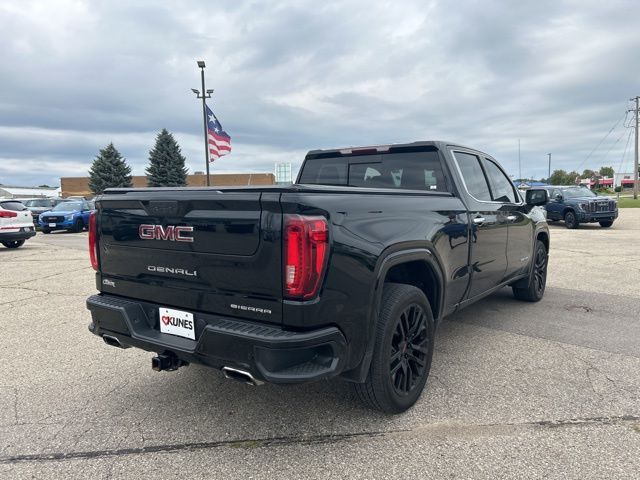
[563,188,596,198]
[23,199,51,207]
[52,201,83,211]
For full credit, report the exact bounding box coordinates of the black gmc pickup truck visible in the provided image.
[86,141,550,413]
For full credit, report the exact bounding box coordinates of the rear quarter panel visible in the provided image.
[280,190,469,371]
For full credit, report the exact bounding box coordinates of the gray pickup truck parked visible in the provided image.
[543,186,618,228]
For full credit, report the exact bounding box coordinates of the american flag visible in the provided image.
[206,104,231,162]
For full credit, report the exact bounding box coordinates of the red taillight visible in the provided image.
[0,210,18,218]
[88,211,99,271]
[284,215,329,299]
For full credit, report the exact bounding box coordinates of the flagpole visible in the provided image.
[199,61,211,186]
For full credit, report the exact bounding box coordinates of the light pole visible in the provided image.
[518,139,521,181]
[191,61,214,186]
[547,153,551,180]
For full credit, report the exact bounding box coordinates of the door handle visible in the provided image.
[472,216,486,225]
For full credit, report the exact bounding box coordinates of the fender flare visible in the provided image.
[373,248,445,321]
[343,247,445,383]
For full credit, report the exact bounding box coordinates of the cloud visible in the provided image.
[0,0,638,187]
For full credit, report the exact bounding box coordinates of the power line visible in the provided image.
[576,111,627,172]
[617,128,634,174]
[599,127,630,165]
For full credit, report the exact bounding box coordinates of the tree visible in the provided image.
[146,129,188,187]
[567,171,580,185]
[549,169,580,185]
[549,169,568,185]
[88,143,132,195]
[581,169,595,179]
[599,166,614,177]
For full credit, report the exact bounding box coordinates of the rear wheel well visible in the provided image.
[384,261,440,319]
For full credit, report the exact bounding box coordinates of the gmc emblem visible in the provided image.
[139,224,194,243]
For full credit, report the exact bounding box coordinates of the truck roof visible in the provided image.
[305,140,491,160]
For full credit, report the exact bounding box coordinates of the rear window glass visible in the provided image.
[298,151,449,192]
[0,201,27,211]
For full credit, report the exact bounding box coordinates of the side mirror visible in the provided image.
[526,189,548,206]
[554,193,563,202]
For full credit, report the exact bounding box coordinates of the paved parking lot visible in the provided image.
[1,212,639,479]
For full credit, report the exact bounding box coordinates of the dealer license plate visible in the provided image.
[48,223,56,227]
[159,307,195,340]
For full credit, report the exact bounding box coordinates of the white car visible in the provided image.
[0,200,36,248]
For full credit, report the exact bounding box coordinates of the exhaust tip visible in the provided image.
[222,366,263,386]
[103,335,128,349]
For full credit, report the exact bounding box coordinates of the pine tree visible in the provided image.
[88,143,133,195]
[146,129,188,187]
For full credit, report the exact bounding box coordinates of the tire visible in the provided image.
[354,283,435,414]
[2,240,25,249]
[71,218,83,233]
[512,240,548,302]
[564,211,578,229]
[599,221,613,228]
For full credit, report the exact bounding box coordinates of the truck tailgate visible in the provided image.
[96,189,283,324]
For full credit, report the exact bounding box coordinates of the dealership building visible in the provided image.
[0,186,61,199]
[60,173,275,198]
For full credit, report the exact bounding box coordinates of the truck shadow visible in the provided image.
[546,222,608,230]
[99,287,543,444]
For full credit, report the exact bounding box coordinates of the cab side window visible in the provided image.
[453,152,492,201]
[481,158,517,203]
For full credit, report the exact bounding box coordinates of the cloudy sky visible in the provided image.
[0,0,638,186]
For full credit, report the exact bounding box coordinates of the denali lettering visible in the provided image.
[147,265,197,276]
[139,224,194,243]
[230,303,272,315]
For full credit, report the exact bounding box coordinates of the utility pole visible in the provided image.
[633,96,639,200]
[547,153,551,180]
[191,61,214,186]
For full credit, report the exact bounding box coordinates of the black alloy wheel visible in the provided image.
[532,242,548,298]
[512,240,548,302]
[354,283,434,413]
[564,211,578,229]
[389,304,429,396]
